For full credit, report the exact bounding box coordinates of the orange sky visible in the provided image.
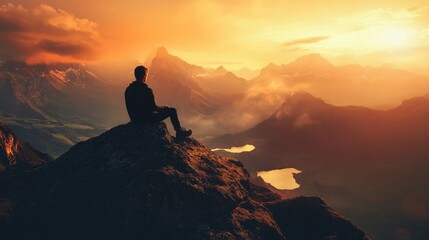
[1,0,429,75]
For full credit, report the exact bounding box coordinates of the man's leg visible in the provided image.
[151,106,191,139]
[153,107,181,131]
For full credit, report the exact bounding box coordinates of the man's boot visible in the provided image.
[176,127,192,139]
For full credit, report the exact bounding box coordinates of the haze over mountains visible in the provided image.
[140,48,429,137]
[232,67,260,80]
[249,53,429,110]
[147,48,429,134]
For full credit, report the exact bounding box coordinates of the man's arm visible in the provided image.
[147,88,158,111]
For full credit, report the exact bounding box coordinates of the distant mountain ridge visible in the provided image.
[0,60,121,157]
[0,60,111,123]
[149,47,248,116]
[232,67,260,80]
[249,53,429,110]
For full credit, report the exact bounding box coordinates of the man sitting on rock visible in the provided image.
[125,65,192,139]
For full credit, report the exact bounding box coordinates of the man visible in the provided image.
[125,65,192,139]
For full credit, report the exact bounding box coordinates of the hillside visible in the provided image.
[0,123,369,240]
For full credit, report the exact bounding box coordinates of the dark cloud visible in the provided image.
[0,3,101,63]
[38,40,92,56]
[0,15,27,32]
[282,36,329,47]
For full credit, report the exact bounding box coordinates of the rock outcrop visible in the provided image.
[0,123,51,173]
[267,197,370,240]
[0,123,369,240]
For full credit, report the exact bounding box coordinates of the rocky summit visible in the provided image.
[0,123,369,240]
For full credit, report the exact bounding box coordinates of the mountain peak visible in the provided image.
[155,46,170,58]
[282,91,327,108]
[149,47,206,75]
[273,92,329,120]
[258,62,281,77]
[288,53,333,71]
[1,122,369,239]
[215,65,227,73]
[211,65,229,77]
[294,53,328,62]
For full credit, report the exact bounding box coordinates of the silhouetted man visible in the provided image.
[125,65,192,138]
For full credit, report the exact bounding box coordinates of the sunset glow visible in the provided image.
[2,1,429,239]
[1,1,429,75]
[376,25,414,49]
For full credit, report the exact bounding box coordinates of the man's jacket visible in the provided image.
[125,81,157,123]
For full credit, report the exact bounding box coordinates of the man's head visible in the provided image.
[134,65,148,82]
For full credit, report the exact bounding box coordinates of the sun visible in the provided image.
[374,25,414,50]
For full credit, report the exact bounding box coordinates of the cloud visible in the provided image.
[351,8,420,25]
[282,36,329,47]
[0,3,101,63]
[37,40,93,56]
